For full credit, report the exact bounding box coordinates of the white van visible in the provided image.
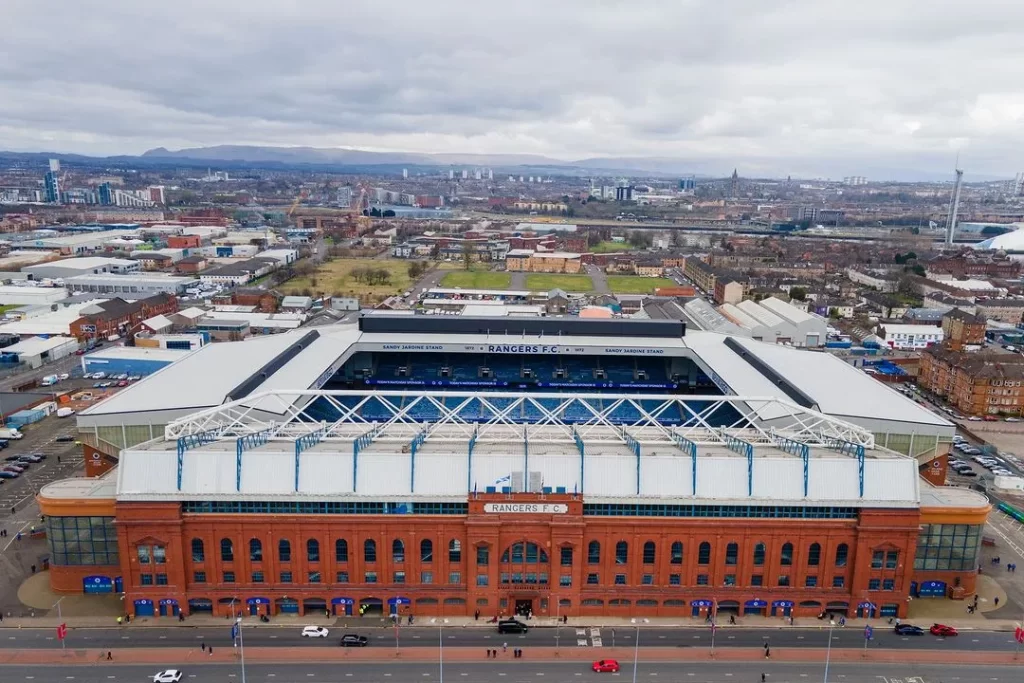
[56,407,76,418]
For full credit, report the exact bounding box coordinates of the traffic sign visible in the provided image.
[56,623,67,640]
[1015,626,1024,644]
[863,625,873,640]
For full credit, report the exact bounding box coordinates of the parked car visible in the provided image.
[17,455,43,463]
[968,416,982,421]
[930,624,958,636]
[0,471,18,479]
[339,634,369,647]
[497,619,529,634]
[2,464,26,473]
[895,624,924,635]
[593,660,621,673]
[983,415,999,422]
[301,626,330,638]
[55,435,75,443]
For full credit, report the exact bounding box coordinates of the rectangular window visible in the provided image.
[365,571,378,584]
[336,571,349,584]
[140,574,153,586]
[750,574,763,587]
[308,571,321,584]
[696,574,709,586]
[669,574,681,586]
[586,573,599,585]
[477,574,488,587]
[869,578,881,590]
[193,571,206,584]
[560,547,573,567]
[223,571,235,584]
[280,571,292,584]
[614,574,626,585]
[832,576,845,588]
[155,574,168,586]
[559,575,572,587]
[777,575,790,587]
[804,576,817,588]
[477,546,489,566]
[724,574,736,586]
[883,578,895,591]
[421,571,433,584]
[871,551,884,569]
[448,572,461,585]
[642,574,654,585]
[251,571,264,584]
[885,551,898,569]
[153,546,166,564]
[137,546,150,564]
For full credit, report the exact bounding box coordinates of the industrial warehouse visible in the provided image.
[38,316,989,620]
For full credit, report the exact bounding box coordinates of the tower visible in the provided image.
[730,169,739,198]
[44,159,61,203]
[944,167,964,247]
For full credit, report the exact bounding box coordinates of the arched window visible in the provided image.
[278,539,291,562]
[670,541,683,565]
[807,543,821,567]
[307,539,320,562]
[835,543,849,568]
[191,538,205,563]
[588,541,601,564]
[500,542,549,564]
[753,542,766,566]
[615,541,628,565]
[335,539,348,562]
[725,542,738,566]
[642,541,656,565]
[449,539,462,563]
[249,538,262,562]
[781,542,794,566]
[220,538,234,562]
[392,539,405,563]
[697,541,711,565]
[421,539,433,562]
[364,539,377,563]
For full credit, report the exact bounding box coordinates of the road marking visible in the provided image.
[972,639,980,642]
[727,635,735,639]
[658,635,666,639]
[460,674,468,677]
[797,636,804,640]
[159,635,166,639]
[307,675,315,678]
[801,675,808,678]
[107,677,116,680]
[268,675,275,678]
[692,635,700,639]
[345,675,352,678]
[269,635,277,639]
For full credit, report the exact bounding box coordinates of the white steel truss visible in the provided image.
[164,390,876,450]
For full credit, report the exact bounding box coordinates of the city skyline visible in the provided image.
[2,0,1024,179]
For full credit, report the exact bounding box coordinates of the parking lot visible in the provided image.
[0,414,85,513]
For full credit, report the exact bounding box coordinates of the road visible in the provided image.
[9,624,1022,652]
[0,661,1019,683]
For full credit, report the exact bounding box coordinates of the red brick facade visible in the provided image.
[78,494,930,620]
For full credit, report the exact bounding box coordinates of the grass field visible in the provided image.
[589,241,629,253]
[281,258,414,300]
[524,274,595,292]
[607,276,676,294]
[440,271,512,289]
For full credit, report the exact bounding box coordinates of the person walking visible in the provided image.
[106,652,112,661]
[208,646,213,656]
[201,642,206,652]
[503,642,508,654]
[762,674,766,683]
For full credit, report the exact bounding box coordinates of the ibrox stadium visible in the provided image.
[39,315,989,620]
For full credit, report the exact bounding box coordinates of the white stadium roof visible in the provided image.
[79,317,950,439]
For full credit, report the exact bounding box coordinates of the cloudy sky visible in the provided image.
[2,0,1024,179]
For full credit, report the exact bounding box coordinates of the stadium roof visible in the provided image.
[78,317,951,437]
[972,227,1024,251]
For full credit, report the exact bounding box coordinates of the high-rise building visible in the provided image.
[1014,172,1024,197]
[98,183,114,206]
[148,186,166,204]
[448,169,454,180]
[488,169,494,181]
[402,168,408,179]
[461,169,468,179]
[474,169,482,181]
[44,166,61,203]
[679,176,696,191]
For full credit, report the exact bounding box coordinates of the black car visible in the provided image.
[894,624,924,635]
[497,619,528,634]
[0,470,18,478]
[0,440,8,449]
[17,455,43,463]
[339,634,369,647]
[4,454,22,462]
[55,435,75,443]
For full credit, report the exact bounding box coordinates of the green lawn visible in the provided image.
[607,276,677,294]
[525,274,594,292]
[280,258,414,302]
[440,270,512,289]
[589,241,629,253]
[0,304,22,315]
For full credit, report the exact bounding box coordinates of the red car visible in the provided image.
[593,660,620,673]
[983,415,999,422]
[930,624,958,636]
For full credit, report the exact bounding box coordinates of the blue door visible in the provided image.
[134,599,155,617]
[277,599,299,614]
[114,577,124,593]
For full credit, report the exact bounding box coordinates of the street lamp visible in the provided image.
[235,617,247,683]
[823,617,836,683]
[53,597,66,651]
[438,618,449,683]
[631,625,640,683]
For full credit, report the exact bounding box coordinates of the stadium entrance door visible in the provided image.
[514,599,533,618]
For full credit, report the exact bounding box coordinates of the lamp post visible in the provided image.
[53,597,65,651]
[823,617,836,683]
[438,618,448,683]
[631,625,640,683]
[235,617,247,683]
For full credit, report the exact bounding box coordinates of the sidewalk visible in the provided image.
[2,613,1022,632]
[1,646,1021,666]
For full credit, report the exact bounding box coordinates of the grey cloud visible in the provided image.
[2,0,1024,178]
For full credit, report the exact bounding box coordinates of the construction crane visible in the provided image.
[287,190,309,217]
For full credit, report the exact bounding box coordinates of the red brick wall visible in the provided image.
[108,496,922,619]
